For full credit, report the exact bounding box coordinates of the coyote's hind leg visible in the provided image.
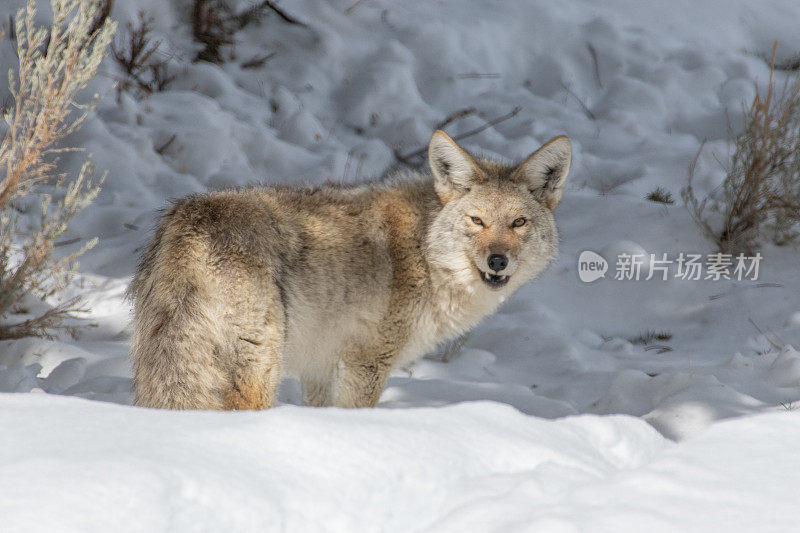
[220,280,285,411]
[222,339,282,410]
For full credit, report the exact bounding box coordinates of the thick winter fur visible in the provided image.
[129,131,571,409]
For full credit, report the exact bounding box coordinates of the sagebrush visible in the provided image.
[0,0,115,340]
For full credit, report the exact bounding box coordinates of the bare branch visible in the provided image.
[396,106,522,167]
[258,1,307,26]
[434,107,476,130]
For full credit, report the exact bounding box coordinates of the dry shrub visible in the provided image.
[646,186,674,205]
[191,0,233,63]
[683,43,800,253]
[0,0,116,340]
[111,11,175,98]
[191,0,304,64]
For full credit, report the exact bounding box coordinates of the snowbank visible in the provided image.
[2,395,799,532]
[1,0,800,528]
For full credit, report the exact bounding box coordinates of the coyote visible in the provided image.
[130,131,571,409]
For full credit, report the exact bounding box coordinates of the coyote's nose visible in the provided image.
[487,254,508,272]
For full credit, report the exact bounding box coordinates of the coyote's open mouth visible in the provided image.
[480,270,510,288]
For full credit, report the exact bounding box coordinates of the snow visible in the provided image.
[2,394,800,532]
[2,0,800,529]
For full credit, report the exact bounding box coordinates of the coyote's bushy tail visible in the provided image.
[129,215,228,409]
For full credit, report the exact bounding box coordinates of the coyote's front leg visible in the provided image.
[301,375,335,407]
[336,350,394,408]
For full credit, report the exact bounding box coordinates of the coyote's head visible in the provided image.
[426,130,571,292]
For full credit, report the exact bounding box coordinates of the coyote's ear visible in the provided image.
[428,130,483,201]
[513,135,571,210]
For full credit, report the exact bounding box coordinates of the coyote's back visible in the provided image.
[130,131,572,409]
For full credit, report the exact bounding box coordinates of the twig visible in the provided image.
[434,107,476,130]
[354,153,366,181]
[587,42,602,88]
[342,151,352,181]
[561,83,595,120]
[438,106,521,143]
[0,298,88,341]
[241,52,276,69]
[396,106,522,166]
[708,282,783,300]
[748,318,784,351]
[54,238,81,247]
[458,72,501,79]
[155,134,177,154]
[643,345,672,354]
[259,1,307,27]
[380,9,396,30]
[689,139,707,176]
[345,0,368,14]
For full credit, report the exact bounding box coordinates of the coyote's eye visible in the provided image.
[512,217,527,228]
[470,216,484,226]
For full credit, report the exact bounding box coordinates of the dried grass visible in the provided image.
[683,43,800,253]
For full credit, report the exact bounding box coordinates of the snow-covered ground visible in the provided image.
[3,394,800,532]
[2,0,800,530]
